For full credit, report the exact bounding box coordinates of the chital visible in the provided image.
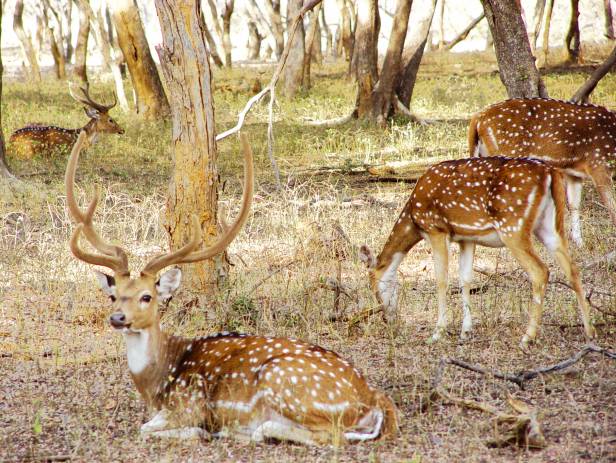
[360,156,596,348]
[469,98,616,247]
[65,132,397,444]
[9,84,124,160]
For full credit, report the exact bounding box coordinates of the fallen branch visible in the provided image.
[439,344,616,390]
[394,96,428,125]
[304,111,356,127]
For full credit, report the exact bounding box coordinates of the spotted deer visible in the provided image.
[9,85,124,160]
[469,98,616,247]
[359,157,596,349]
[65,132,397,444]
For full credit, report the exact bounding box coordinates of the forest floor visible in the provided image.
[1,48,616,462]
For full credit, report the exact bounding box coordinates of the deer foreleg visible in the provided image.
[428,233,450,343]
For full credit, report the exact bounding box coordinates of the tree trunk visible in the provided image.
[571,43,616,103]
[564,0,581,63]
[0,8,15,180]
[605,0,615,40]
[65,0,73,61]
[262,0,284,58]
[529,0,545,54]
[541,0,554,66]
[282,0,305,98]
[221,0,234,67]
[13,0,41,82]
[245,0,279,59]
[111,0,170,119]
[154,0,222,294]
[42,0,67,79]
[354,0,379,118]
[337,0,354,62]
[73,0,90,84]
[369,0,413,124]
[247,21,262,60]
[397,0,437,108]
[312,14,323,64]
[303,5,322,90]
[438,0,445,49]
[320,6,333,57]
[480,0,547,98]
[90,3,130,111]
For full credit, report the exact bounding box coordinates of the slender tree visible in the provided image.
[529,0,546,54]
[605,0,615,40]
[303,4,322,89]
[564,0,581,63]
[221,0,234,67]
[247,21,262,59]
[480,0,547,98]
[354,0,379,114]
[154,0,222,292]
[14,0,41,82]
[281,0,305,98]
[541,0,554,65]
[111,0,170,119]
[42,0,67,79]
[262,0,284,58]
[73,0,91,84]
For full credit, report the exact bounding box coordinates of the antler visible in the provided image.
[69,82,117,112]
[141,133,254,275]
[65,131,129,275]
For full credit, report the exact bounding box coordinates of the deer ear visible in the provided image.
[359,245,377,269]
[156,268,182,301]
[95,271,116,297]
[84,106,100,119]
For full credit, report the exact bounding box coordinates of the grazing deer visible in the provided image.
[65,132,397,444]
[9,85,124,160]
[359,157,596,349]
[469,98,616,247]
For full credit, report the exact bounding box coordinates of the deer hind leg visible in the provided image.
[140,409,209,440]
[565,176,584,247]
[501,236,549,349]
[589,164,616,232]
[534,203,596,340]
[458,241,476,340]
[250,411,319,445]
[427,233,450,343]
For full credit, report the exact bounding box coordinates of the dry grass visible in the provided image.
[1,49,616,462]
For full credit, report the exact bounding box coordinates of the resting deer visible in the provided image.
[359,156,596,349]
[65,132,397,444]
[9,85,124,160]
[469,98,616,247]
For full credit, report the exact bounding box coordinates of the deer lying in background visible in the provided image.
[9,85,124,160]
[469,98,616,247]
[65,132,397,444]
[360,157,596,349]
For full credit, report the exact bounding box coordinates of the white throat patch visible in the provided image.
[124,330,151,374]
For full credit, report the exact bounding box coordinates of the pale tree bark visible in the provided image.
[0,8,15,180]
[541,0,554,65]
[65,0,73,61]
[397,0,437,108]
[564,0,581,63]
[571,43,616,103]
[154,0,222,293]
[303,4,322,89]
[312,14,323,64]
[605,0,615,40]
[73,0,90,84]
[87,2,130,111]
[480,0,547,98]
[13,0,41,82]
[438,0,445,49]
[202,0,227,65]
[247,21,262,59]
[111,0,170,119]
[529,0,545,54]
[42,0,67,79]
[320,6,333,57]
[354,0,379,116]
[262,0,284,58]
[282,0,305,98]
[245,0,279,58]
[369,0,412,124]
[221,0,234,67]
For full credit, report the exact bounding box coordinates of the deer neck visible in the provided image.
[80,120,99,147]
[123,322,192,409]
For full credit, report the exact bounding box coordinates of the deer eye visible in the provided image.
[140,294,152,303]
[109,295,117,302]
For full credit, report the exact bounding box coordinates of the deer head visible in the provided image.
[69,83,125,135]
[65,131,253,333]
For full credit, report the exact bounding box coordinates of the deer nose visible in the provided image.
[118,128,125,135]
[110,312,127,328]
